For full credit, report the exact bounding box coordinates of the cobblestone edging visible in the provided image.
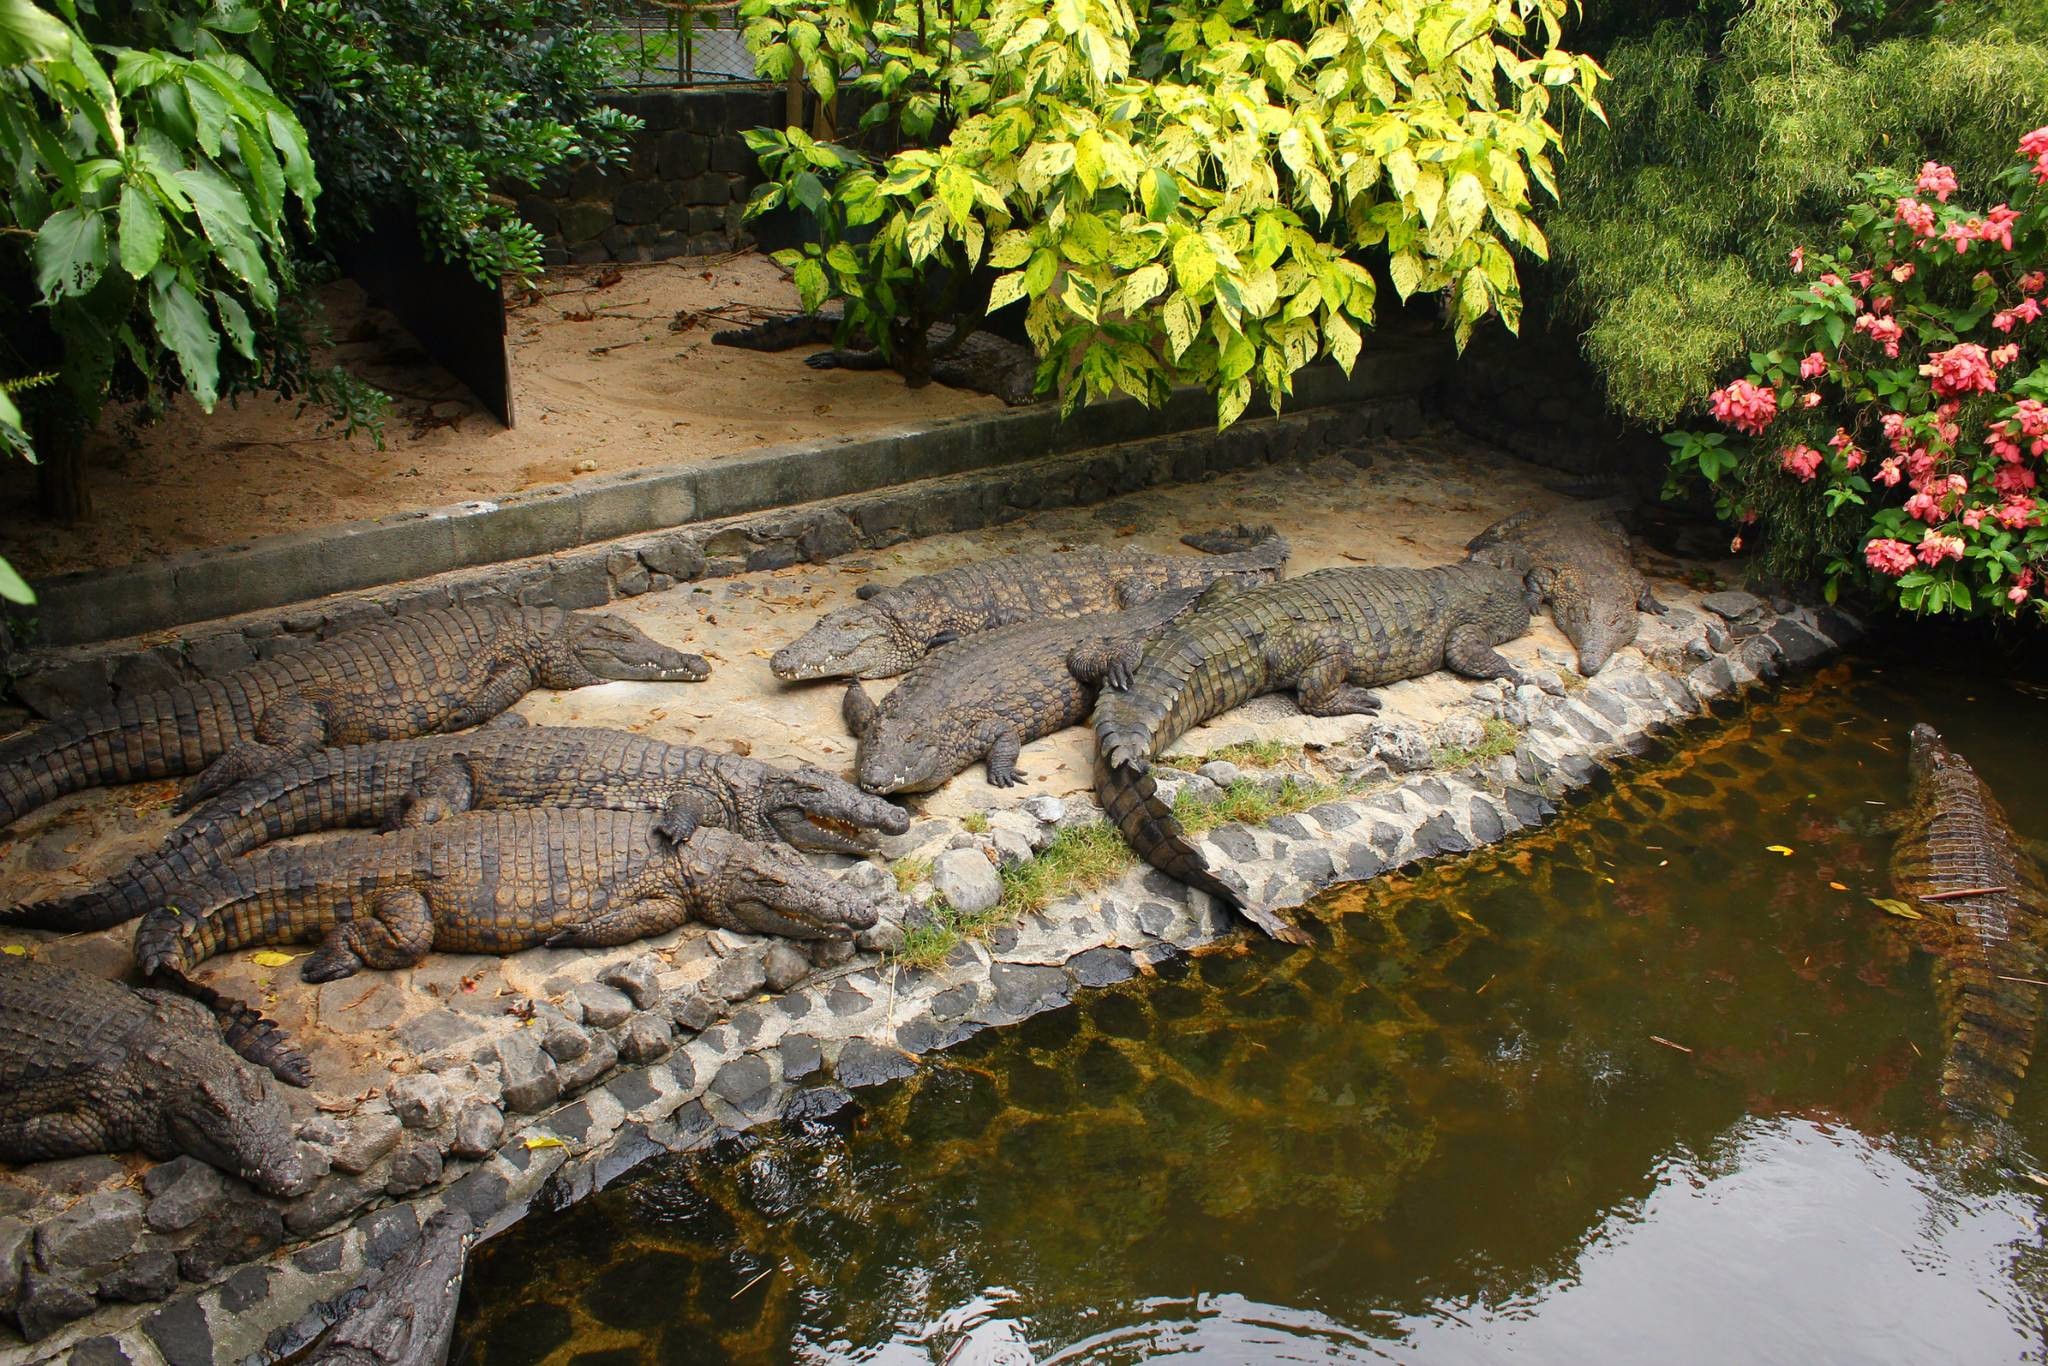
[8,588,1857,1366]
[9,348,1439,663]
[5,389,1426,721]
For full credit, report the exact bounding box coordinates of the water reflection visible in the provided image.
[454,662,2048,1365]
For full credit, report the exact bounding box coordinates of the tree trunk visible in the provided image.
[30,408,90,523]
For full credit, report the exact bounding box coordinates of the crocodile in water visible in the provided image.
[843,587,1205,793]
[135,809,877,1013]
[712,309,1041,405]
[1464,505,1667,675]
[1094,562,1534,941]
[0,954,308,1196]
[304,1209,475,1366]
[1890,722,2048,1124]
[772,528,1290,682]
[11,727,909,932]
[0,603,709,829]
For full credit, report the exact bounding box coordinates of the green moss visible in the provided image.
[1432,718,1522,770]
[896,912,960,970]
[961,811,990,834]
[1174,775,1350,835]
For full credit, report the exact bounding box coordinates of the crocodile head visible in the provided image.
[687,828,878,939]
[154,1039,311,1197]
[1544,567,1639,676]
[855,716,956,795]
[568,613,711,682]
[764,766,911,852]
[1908,722,1958,782]
[771,605,917,681]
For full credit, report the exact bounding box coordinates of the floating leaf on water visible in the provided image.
[0,945,27,957]
[522,1136,566,1150]
[1829,882,1848,891]
[1869,897,1923,920]
[249,950,300,968]
[1766,845,1795,856]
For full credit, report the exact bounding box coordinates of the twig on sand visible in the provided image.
[1649,1035,1693,1055]
[1921,885,2007,902]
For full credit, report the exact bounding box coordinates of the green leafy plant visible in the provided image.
[1669,136,2048,616]
[1,0,319,517]
[740,0,1603,422]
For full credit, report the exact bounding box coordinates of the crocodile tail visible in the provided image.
[0,715,98,830]
[1094,746,1243,907]
[150,966,313,1088]
[2,886,133,933]
[0,687,231,830]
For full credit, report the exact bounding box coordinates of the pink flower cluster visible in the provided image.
[1921,343,1999,398]
[1917,162,1959,202]
[1896,197,1938,238]
[1917,530,1966,566]
[1995,297,2043,332]
[1779,444,1823,481]
[2024,127,2048,185]
[1865,538,1916,576]
[1709,378,1779,436]
[1798,351,1828,380]
[1855,311,1903,357]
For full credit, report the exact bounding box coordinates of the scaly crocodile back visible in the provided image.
[1892,726,2048,1122]
[0,954,158,1089]
[0,603,554,830]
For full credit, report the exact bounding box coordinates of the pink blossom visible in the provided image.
[1990,421,2023,463]
[1801,391,1823,409]
[1922,343,1999,398]
[1979,205,2020,251]
[1895,198,1938,238]
[1994,297,2044,332]
[1789,246,1806,273]
[1993,343,2021,368]
[1779,444,1824,481]
[1729,534,1744,553]
[2010,585,2030,606]
[1841,445,1865,471]
[2018,400,2048,438]
[1903,490,1943,521]
[2033,152,2048,187]
[1916,161,1959,202]
[1891,262,1916,283]
[1708,378,1779,436]
[1917,530,1966,566]
[1849,268,1875,289]
[1942,220,1977,254]
[1799,351,1828,380]
[1856,313,1904,358]
[1964,506,1988,530]
[1881,412,1911,453]
[2021,272,2046,296]
[1865,538,1917,576]
[1999,497,2039,530]
[1875,457,1904,487]
[2020,127,2048,160]
[1995,463,2039,495]
[1906,448,1937,484]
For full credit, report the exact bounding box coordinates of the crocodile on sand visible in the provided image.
[1890,723,2048,1125]
[713,310,1041,405]
[0,603,709,830]
[10,727,909,932]
[844,587,1206,794]
[135,808,877,998]
[1464,505,1666,675]
[0,954,309,1196]
[1094,562,1536,942]
[772,528,1290,682]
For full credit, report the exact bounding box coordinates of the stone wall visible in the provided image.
[516,85,787,266]
[1441,319,1665,485]
[6,397,1419,723]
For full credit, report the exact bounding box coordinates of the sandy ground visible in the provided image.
[0,254,1002,577]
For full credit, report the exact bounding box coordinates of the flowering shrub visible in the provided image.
[1668,130,2048,616]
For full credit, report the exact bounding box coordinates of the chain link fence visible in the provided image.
[597,1,759,86]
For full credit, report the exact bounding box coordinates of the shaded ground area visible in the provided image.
[0,422,1720,1134]
[0,254,1001,577]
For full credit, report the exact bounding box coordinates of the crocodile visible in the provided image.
[1094,562,1535,941]
[304,1208,474,1366]
[134,808,877,998]
[10,727,909,932]
[0,954,309,1196]
[1464,505,1667,675]
[0,604,709,830]
[772,528,1290,682]
[1890,723,2048,1124]
[843,587,1206,794]
[712,309,1041,405]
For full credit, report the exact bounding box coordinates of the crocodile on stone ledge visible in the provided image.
[772,527,1289,682]
[1464,505,1667,675]
[10,726,910,932]
[133,809,878,1068]
[1094,562,1537,943]
[0,603,709,829]
[0,955,309,1198]
[712,309,1041,406]
[843,587,1206,793]
[1890,722,2048,1127]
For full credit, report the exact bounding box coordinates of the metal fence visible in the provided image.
[597,1,759,86]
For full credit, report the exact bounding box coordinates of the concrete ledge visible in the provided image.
[20,347,1444,651]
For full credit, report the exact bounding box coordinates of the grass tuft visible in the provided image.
[961,811,990,834]
[892,855,932,895]
[1431,717,1521,770]
[1157,738,1302,771]
[1174,775,1348,834]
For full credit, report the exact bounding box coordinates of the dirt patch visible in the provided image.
[0,253,1002,577]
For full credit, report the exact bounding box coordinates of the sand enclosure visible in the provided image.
[0,253,1002,577]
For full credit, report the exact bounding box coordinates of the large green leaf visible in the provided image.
[117,183,164,278]
[33,205,108,301]
[148,274,221,408]
[0,0,69,63]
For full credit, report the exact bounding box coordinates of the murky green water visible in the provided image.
[452,658,2048,1364]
